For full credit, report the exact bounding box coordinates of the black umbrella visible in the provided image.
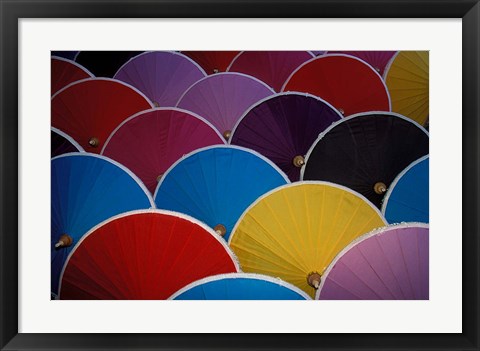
[301,112,429,208]
[75,51,143,77]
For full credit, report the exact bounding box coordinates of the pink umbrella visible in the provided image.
[325,51,397,76]
[317,223,429,300]
[114,51,207,107]
[102,108,226,194]
[227,51,314,92]
[176,72,275,140]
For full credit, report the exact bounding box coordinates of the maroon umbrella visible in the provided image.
[227,51,314,92]
[317,223,429,300]
[230,92,342,181]
[102,108,226,194]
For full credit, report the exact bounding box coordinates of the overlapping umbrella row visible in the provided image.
[51,51,429,300]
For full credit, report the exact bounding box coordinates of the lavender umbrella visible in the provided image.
[176,72,275,140]
[114,51,207,107]
[317,223,429,300]
[230,93,342,181]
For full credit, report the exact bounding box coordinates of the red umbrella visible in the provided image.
[181,51,240,74]
[282,54,391,116]
[51,56,93,95]
[51,78,153,153]
[59,210,240,300]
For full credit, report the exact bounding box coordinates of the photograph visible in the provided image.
[51,50,430,301]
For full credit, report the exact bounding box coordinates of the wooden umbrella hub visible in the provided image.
[55,234,73,249]
[222,130,232,140]
[214,224,227,237]
[88,137,99,148]
[156,174,163,183]
[338,108,345,115]
[292,155,305,168]
[153,101,160,107]
[374,182,387,195]
[307,272,322,289]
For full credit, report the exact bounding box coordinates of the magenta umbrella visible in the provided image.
[227,51,314,92]
[176,72,275,140]
[317,223,429,300]
[325,51,397,76]
[114,51,207,107]
[230,92,342,181]
[102,108,226,194]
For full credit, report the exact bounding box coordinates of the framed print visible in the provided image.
[1,0,479,350]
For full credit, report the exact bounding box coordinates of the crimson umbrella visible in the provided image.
[181,51,240,74]
[102,108,226,194]
[176,72,275,140]
[230,92,342,181]
[317,223,429,300]
[114,51,207,107]
[59,210,240,300]
[51,127,84,157]
[51,56,93,95]
[51,78,153,152]
[301,112,429,208]
[75,51,143,77]
[282,54,391,116]
[325,51,397,76]
[227,51,314,92]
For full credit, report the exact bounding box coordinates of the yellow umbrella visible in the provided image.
[384,51,429,127]
[228,182,387,298]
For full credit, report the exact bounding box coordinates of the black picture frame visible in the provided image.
[1,1,479,350]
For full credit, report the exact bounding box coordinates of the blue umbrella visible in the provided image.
[51,153,154,295]
[170,273,311,300]
[154,145,289,241]
[381,155,429,223]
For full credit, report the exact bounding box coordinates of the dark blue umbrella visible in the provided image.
[51,153,154,294]
[154,145,289,241]
[382,155,429,223]
[170,273,311,300]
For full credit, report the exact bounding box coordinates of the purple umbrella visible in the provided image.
[325,51,397,76]
[114,51,207,107]
[176,72,275,140]
[51,127,84,157]
[227,51,314,92]
[230,93,342,181]
[317,223,429,300]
